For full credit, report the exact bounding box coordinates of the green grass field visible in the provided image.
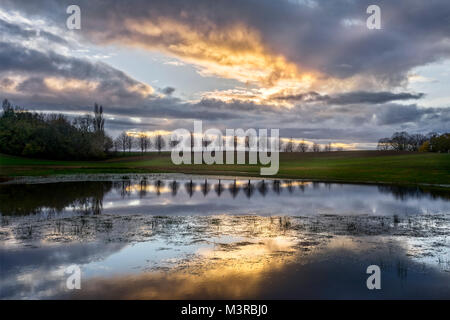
[1,151,449,187]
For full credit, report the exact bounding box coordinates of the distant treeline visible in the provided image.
[377,131,450,152]
[0,99,113,159]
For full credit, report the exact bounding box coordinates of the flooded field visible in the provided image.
[1,175,449,299]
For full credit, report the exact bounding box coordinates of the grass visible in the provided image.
[0,151,449,188]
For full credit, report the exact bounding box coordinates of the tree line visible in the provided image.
[113,132,167,154]
[377,131,450,152]
[0,99,113,159]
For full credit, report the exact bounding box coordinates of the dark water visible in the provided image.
[0,176,449,299]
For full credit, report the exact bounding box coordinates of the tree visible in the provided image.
[169,134,181,149]
[0,99,112,159]
[312,143,320,152]
[154,134,166,153]
[418,141,430,152]
[2,99,13,116]
[377,138,391,151]
[298,140,308,152]
[113,138,120,153]
[390,132,410,151]
[115,132,128,153]
[202,136,212,151]
[125,134,134,152]
[278,139,284,152]
[378,132,428,151]
[138,133,151,153]
[103,135,113,153]
[408,134,427,151]
[430,133,450,153]
[93,103,104,133]
[284,137,294,152]
[323,143,332,152]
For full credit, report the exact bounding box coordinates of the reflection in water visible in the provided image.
[258,180,268,197]
[229,179,240,198]
[201,179,210,197]
[243,180,254,198]
[169,180,179,196]
[0,181,112,216]
[215,180,224,197]
[1,214,449,299]
[0,176,449,299]
[1,177,449,217]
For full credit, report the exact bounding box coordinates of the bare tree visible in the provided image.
[138,133,151,153]
[202,136,212,151]
[284,137,294,152]
[115,131,128,153]
[125,134,134,152]
[298,140,308,152]
[377,138,391,151]
[154,134,166,153]
[278,139,284,152]
[169,134,181,149]
[113,138,120,153]
[312,142,320,152]
[323,143,332,152]
[377,132,428,151]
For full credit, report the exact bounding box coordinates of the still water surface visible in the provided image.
[1,175,449,299]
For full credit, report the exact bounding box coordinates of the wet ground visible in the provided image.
[0,175,449,299]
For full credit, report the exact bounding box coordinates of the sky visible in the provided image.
[0,0,449,149]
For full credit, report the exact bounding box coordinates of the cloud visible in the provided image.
[0,40,154,107]
[5,0,450,90]
[161,86,176,95]
[0,1,449,145]
[274,91,425,105]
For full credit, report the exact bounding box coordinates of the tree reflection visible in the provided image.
[154,180,164,196]
[229,179,240,198]
[273,180,281,195]
[285,180,294,193]
[114,180,132,198]
[257,180,268,197]
[243,180,254,198]
[185,180,196,198]
[139,178,148,198]
[1,178,448,217]
[0,181,112,216]
[201,179,210,197]
[169,180,179,196]
[215,180,224,197]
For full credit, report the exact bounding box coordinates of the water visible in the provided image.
[0,175,449,299]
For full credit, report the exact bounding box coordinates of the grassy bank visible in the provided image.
[1,151,449,187]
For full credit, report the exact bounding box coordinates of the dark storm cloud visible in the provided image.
[0,38,240,122]
[0,17,68,45]
[276,91,425,105]
[3,0,450,84]
[0,41,137,87]
[376,104,448,126]
[0,40,156,109]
